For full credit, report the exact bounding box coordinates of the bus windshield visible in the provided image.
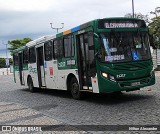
[99,31,151,63]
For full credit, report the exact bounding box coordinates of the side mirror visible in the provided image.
[94,33,99,38]
[94,33,100,51]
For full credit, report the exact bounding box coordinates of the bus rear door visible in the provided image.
[36,46,46,87]
[18,52,24,85]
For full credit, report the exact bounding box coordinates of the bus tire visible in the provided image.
[70,77,82,100]
[28,77,35,93]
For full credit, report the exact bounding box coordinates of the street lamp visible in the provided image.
[132,0,135,18]
[50,22,64,33]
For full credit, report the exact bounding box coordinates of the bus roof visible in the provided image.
[56,17,146,37]
[13,35,55,54]
[26,35,55,47]
[12,17,146,54]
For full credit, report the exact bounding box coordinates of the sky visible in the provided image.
[0,0,159,53]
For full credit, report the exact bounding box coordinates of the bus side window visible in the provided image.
[13,54,19,66]
[88,33,95,64]
[53,40,58,59]
[23,49,29,64]
[87,33,96,77]
[64,35,74,57]
[44,41,53,61]
[71,35,74,56]
[29,47,36,63]
[58,39,64,58]
[54,39,63,59]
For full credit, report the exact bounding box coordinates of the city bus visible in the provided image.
[13,17,155,99]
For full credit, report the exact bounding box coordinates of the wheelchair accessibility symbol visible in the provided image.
[132,52,140,61]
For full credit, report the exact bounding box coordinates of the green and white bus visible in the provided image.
[13,17,155,99]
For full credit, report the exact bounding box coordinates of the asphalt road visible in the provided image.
[0,73,160,133]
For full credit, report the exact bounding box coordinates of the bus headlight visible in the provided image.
[101,72,116,82]
[102,72,108,78]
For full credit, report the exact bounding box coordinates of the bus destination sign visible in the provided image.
[98,19,146,29]
[104,22,138,28]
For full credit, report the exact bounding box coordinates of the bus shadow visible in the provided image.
[83,92,154,105]
[22,88,72,99]
[22,88,154,105]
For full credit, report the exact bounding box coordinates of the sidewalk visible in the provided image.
[0,68,12,75]
[155,71,160,77]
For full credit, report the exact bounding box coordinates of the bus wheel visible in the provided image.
[28,77,35,93]
[70,77,82,100]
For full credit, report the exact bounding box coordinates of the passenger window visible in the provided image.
[88,33,95,65]
[29,47,36,63]
[44,41,53,61]
[64,35,74,57]
[71,35,74,56]
[53,40,58,59]
[58,39,64,58]
[23,49,29,64]
[54,39,63,59]
[13,54,19,66]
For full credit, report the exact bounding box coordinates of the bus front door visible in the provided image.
[18,52,24,85]
[77,33,95,90]
[36,46,46,87]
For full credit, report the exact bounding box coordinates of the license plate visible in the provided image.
[131,82,140,86]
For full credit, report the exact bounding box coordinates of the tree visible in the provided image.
[0,58,5,68]
[148,7,160,48]
[9,58,13,65]
[0,58,13,68]
[8,38,32,55]
[150,7,160,17]
[125,9,160,49]
[124,13,149,23]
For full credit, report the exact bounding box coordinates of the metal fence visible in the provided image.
[152,49,157,69]
[151,49,160,69]
[157,49,160,67]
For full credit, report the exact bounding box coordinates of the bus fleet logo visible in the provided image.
[78,30,85,34]
[117,74,126,78]
[29,66,37,73]
[58,62,66,68]
[67,60,75,65]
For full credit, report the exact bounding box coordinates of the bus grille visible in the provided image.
[113,62,151,71]
[119,77,150,87]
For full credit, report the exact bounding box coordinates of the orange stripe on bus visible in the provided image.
[63,30,71,35]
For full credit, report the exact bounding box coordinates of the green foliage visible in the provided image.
[148,7,160,48]
[8,38,32,55]
[0,58,13,68]
[9,58,13,65]
[125,7,160,49]
[125,13,149,23]
[0,58,5,68]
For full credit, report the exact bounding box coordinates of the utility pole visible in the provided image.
[50,23,64,33]
[2,41,9,75]
[132,0,135,18]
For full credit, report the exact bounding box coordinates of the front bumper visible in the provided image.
[98,73,155,93]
